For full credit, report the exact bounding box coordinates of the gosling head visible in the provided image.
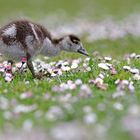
[60,34,89,56]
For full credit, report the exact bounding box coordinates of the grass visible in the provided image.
[0,49,140,140]
[0,0,140,140]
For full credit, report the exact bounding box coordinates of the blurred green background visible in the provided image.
[0,0,140,21]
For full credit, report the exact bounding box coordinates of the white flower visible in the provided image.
[113,102,123,111]
[123,66,131,71]
[98,63,110,70]
[84,113,97,124]
[23,119,33,131]
[130,68,139,74]
[71,62,78,69]
[112,90,125,98]
[0,96,9,110]
[75,79,82,85]
[133,74,140,80]
[86,67,91,71]
[45,106,64,121]
[104,57,112,61]
[14,104,37,114]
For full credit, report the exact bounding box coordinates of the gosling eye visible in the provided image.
[75,42,79,45]
[73,40,79,45]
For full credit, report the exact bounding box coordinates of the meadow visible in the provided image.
[0,0,140,140]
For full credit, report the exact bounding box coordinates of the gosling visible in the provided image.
[0,20,88,78]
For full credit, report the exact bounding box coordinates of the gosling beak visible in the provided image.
[77,45,89,56]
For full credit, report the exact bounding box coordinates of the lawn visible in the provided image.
[0,0,140,140]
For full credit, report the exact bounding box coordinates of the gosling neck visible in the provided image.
[41,37,63,57]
